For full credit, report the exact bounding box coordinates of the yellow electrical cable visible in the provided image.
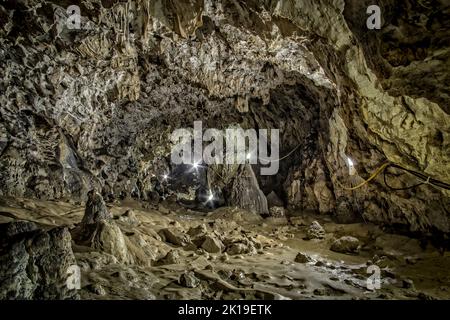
[334,162,390,191]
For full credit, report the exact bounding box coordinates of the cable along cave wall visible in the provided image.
[0,0,449,235]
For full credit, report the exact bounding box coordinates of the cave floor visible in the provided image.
[0,196,449,300]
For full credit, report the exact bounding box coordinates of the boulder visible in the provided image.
[91,220,131,263]
[200,236,224,253]
[158,228,191,247]
[187,224,207,237]
[179,271,200,288]
[295,252,312,263]
[330,236,361,254]
[157,250,181,265]
[305,221,325,240]
[226,243,248,255]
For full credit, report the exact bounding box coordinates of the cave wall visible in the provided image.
[0,0,448,233]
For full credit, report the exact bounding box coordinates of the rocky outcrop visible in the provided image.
[0,221,79,299]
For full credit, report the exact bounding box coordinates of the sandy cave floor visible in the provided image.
[0,196,449,300]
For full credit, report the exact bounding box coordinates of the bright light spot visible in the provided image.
[190,161,202,173]
[246,153,251,160]
[163,174,168,180]
[347,157,354,167]
[207,190,214,201]
[347,157,356,176]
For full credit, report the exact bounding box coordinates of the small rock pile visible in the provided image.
[155,218,273,261]
[305,221,325,240]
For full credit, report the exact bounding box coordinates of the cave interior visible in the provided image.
[0,0,449,300]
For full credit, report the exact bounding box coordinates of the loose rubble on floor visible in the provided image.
[0,195,448,300]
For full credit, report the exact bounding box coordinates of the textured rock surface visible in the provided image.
[0,0,448,234]
[72,192,131,263]
[90,220,131,264]
[228,165,269,215]
[0,221,79,299]
[157,249,181,265]
[117,209,140,226]
[294,252,312,263]
[306,221,326,240]
[199,235,224,253]
[1,196,450,300]
[268,206,285,218]
[81,190,112,225]
[179,271,200,288]
[330,236,361,254]
[158,228,191,247]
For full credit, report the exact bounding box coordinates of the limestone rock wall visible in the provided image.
[0,0,448,233]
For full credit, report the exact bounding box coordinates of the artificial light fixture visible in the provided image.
[347,157,356,176]
[190,161,202,173]
[347,157,354,167]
